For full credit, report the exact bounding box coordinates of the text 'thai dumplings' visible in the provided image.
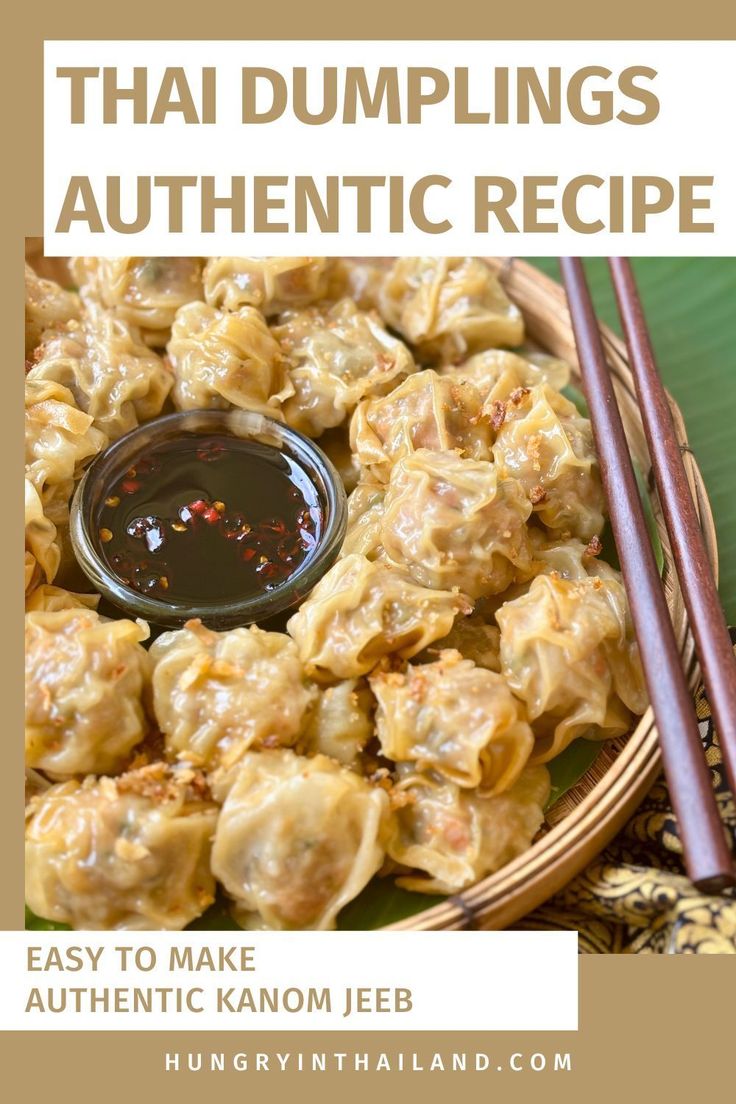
[492,384,605,540]
[203,257,334,315]
[211,749,390,930]
[388,765,550,893]
[496,572,647,761]
[350,369,492,483]
[379,257,524,362]
[25,608,151,777]
[27,305,172,440]
[25,764,217,930]
[380,448,533,597]
[371,651,534,793]
[167,301,292,413]
[275,297,416,436]
[150,620,315,770]
[287,553,471,681]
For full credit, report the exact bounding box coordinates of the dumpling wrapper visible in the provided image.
[491,383,605,540]
[287,553,472,681]
[441,347,570,400]
[150,620,316,771]
[167,301,292,414]
[24,479,61,596]
[25,608,151,778]
[388,765,550,893]
[326,258,387,313]
[69,257,204,347]
[379,257,524,362]
[318,425,363,494]
[211,749,390,930]
[25,585,99,614]
[297,678,375,768]
[350,369,492,483]
[518,348,572,390]
[496,572,647,761]
[25,765,217,930]
[528,532,622,585]
[371,651,534,793]
[25,379,107,517]
[380,448,533,598]
[27,304,172,440]
[341,480,387,560]
[25,263,81,358]
[414,611,501,672]
[203,256,334,315]
[275,297,416,437]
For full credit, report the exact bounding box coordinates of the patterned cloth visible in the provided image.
[521,637,736,953]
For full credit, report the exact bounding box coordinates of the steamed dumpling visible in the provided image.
[25,608,150,777]
[211,749,390,929]
[528,533,620,584]
[25,585,99,613]
[275,297,415,436]
[24,479,61,595]
[350,369,492,483]
[388,765,550,893]
[441,348,569,398]
[370,651,534,793]
[326,258,387,312]
[25,263,81,357]
[341,480,387,560]
[25,764,217,930]
[69,256,204,346]
[203,256,334,315]
[496,572,647,761]
[298,679,375,767]
[150,620,316,770]
[287,553,471,681]
[27,304,172,440]
[491,383,605,540]
[25,379,106,520]
[167,301,292,414]
[380,448,533,597]
[379,257,524,362]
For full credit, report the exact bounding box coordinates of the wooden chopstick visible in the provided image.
[559,257,734,894]
[608,257,736,800]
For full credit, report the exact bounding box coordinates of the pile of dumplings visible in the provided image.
[24,255,647,931]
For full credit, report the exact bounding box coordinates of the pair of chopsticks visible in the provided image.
[560,258,736,895]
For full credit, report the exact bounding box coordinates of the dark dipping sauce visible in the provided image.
[96,432,323,604]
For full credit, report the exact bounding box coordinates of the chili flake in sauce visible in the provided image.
[96,432,322,603]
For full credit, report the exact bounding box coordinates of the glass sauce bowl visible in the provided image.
[70,410,348,629]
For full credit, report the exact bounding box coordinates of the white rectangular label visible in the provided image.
[43,40,736,255]
[1,931,578,1031]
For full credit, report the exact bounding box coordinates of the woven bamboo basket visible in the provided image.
[25,248,717,931]
[386,256,718,931]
